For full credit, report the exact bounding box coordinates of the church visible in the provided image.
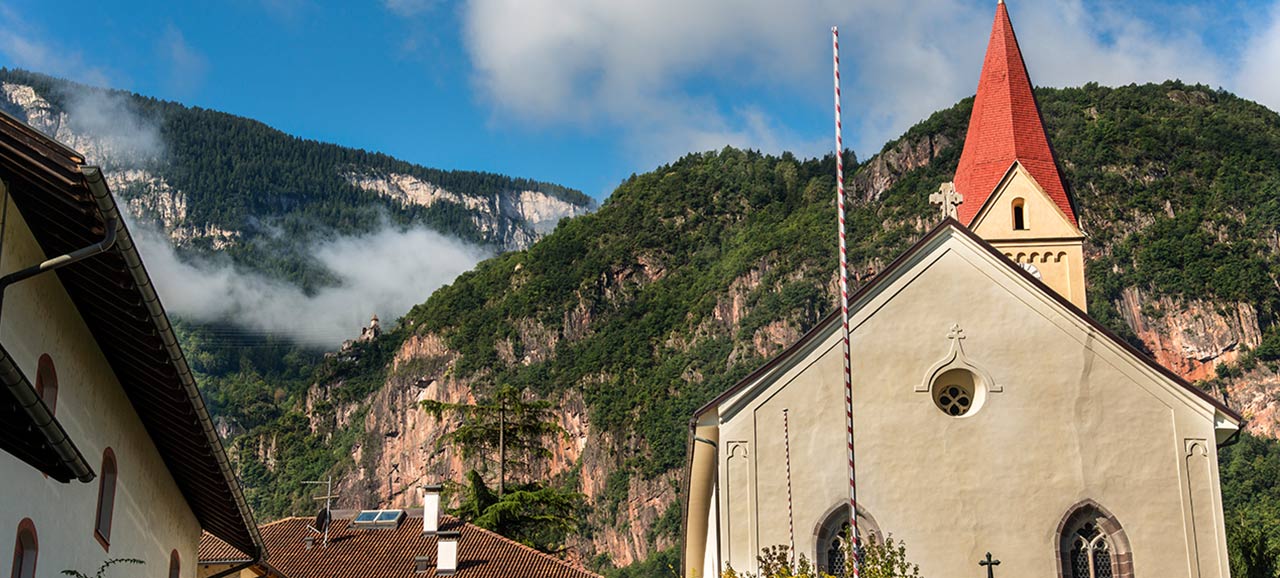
[681,2,1242,578]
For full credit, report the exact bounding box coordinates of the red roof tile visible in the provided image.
[201,512,600,578]
[953,1,1077,227]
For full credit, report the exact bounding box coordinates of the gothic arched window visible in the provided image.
[814,504,881,577]
[1058,501,1133,578]
[11,519,37,578]
[35,354,57,416]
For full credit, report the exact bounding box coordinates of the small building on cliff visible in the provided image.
[0,111,263,576]
[682,2,1242,578]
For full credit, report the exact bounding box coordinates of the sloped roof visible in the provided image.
[0,110,263,558]
[201,512,601,578]
[0,343,93,482]
[953,1,1076,226]
[691,219,1240,423]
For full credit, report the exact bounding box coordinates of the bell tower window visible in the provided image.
[1012,198,1027,230]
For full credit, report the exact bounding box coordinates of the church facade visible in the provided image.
[681,3,1242,578]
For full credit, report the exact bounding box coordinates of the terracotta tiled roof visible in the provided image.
[199,531,251,563]
[953,1,1077,227]
[201,511,600,578]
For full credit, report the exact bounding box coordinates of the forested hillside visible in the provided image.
[0,68,593,289]
[221,81,1280,574]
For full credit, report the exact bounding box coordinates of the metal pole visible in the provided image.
[783,409,795,569]
[832,25,861,578]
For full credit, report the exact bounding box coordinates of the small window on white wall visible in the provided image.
[34,354,57,415]
[1012,198,1027,230]
[95,448,117,549]
[169,550,180,578]
[11,519,37,578]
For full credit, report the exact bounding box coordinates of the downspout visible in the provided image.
[0,166,117,485]
[0,343,94,482]
[0,166,118,318]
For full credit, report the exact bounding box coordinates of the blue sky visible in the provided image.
[2,0,1279,200]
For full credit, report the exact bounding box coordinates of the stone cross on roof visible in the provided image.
[930,182,964,220]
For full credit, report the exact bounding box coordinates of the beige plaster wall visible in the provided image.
[708,230,1229,578]
[969,165,1087,309]
[0,194,203,577]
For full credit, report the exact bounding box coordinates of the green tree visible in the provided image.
[453,469,584,554]
[724,534,921,578]
[421,384,564,496]
[1228,514,1280,578]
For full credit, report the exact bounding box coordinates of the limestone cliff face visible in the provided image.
[0,80,593,255]
[1116,287,1263,382]
[0,81,239,249]
[850,134,953,202]
[313,329,675,566]
[345,171,593,251]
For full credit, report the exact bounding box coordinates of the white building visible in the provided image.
[0,111,263,577]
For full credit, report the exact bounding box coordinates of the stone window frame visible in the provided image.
[811,503,882,576]
[34,354,56,416]
[94,448,117,551]
[1055,500,1134,578]
[11,518,37,578]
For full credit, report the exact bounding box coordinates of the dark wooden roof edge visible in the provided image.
[90,172,267,558]
[0,111,84,169]
[692,218,1243,424]
[0,109,265,559]
[0,342,95,482]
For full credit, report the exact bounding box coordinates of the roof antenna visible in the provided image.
[303,477,338,548]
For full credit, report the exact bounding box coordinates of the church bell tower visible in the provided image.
[943,0,1087,310]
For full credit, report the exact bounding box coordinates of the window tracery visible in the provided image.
[1058,502,1131,578]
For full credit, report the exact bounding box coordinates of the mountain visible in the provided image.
[222,80,1280,573]
[0,68,595,290]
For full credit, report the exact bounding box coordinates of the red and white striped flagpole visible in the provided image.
[832,25,861,578]
[783,409,796,568]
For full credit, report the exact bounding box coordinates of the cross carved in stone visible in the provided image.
[929,182,964,220]
[947,324,965,342]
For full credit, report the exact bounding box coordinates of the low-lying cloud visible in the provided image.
[132,222,490,347]
[61,88,165,166]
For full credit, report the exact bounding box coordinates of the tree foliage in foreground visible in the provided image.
[724,534,921,578]
[421,384,566,495]
[452,469,585,554]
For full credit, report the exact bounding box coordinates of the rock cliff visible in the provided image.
[0,76,593,258]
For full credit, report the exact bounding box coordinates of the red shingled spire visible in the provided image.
[953,0,1077,226]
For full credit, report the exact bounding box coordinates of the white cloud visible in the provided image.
[460,0,1232,160]
[134,222,491,346]
[0,5,109,86]
[1236,3,1280,111]
[62,88,166,165]
[160,25,208,97]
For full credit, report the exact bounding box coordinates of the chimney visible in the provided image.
[436,530,460,575]
[421,484,442,535]
[303,536,315,551]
